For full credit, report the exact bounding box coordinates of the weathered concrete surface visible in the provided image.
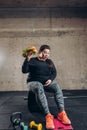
[0,0,87,7]
[0,8,87,91]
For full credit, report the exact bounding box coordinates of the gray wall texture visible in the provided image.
[0,1,87,91]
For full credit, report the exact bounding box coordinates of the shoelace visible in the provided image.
[46,115,54,121]
[60,112,67,119]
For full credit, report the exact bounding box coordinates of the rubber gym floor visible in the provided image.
[0,90,87,130]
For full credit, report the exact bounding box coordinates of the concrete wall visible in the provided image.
[0,0,87,7]
[0,8,87,91]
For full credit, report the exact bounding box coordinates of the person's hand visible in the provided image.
[26,51,33,61]
[44,79,52,86]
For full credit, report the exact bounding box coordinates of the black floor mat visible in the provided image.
[0,90,87,130]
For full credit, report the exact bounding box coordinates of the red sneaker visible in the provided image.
[45,113,55,129]
[58,110,71,125]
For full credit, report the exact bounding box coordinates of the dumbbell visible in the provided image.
[10,112,22,128]
[20,122,28,130]
[29,121,42,130]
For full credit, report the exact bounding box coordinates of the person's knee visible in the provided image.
[52,81,62,93]
[35,82,43,89]
[32,82,44,93]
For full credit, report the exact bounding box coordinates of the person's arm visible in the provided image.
[22,51,33,73]
[22,59,30,73]
[50,63,57,81]
[44,60,57,86]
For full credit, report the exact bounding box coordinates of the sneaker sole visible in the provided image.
[46,125,55,129]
